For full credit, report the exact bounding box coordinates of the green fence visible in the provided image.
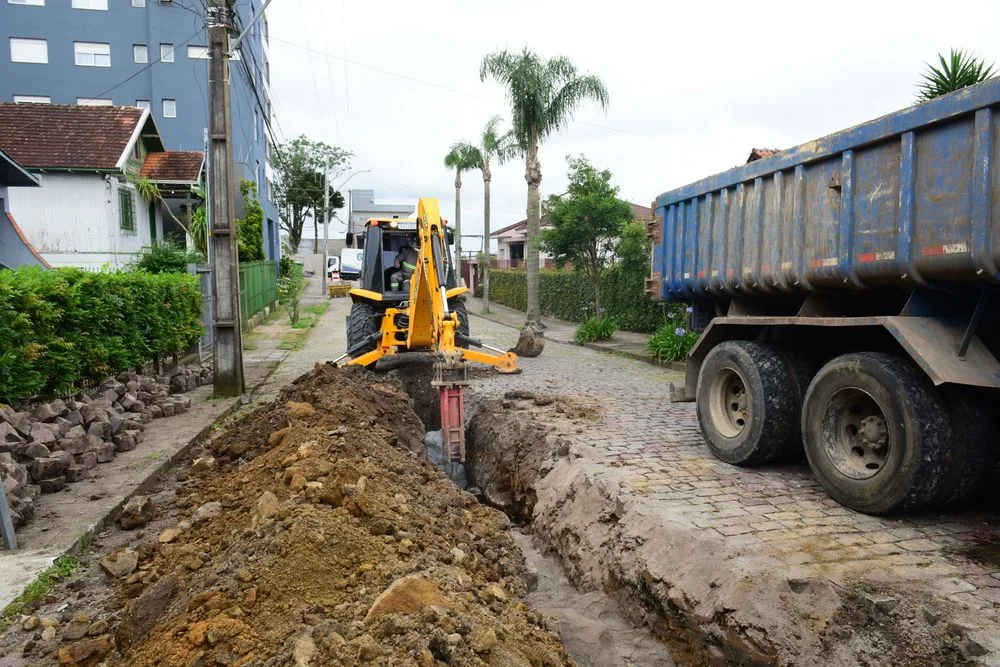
[239,260,278,328]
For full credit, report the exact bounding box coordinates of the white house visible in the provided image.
[0,103,203,270]
[489,201,655,269]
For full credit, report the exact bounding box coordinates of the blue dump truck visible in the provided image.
[649,78,1000,515]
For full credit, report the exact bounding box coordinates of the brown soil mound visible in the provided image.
[6,364,572,666]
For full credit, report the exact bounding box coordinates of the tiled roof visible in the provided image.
[747,148,781,163]
[0,103,145,170]
[491,201,654,237]
[140,151,204,183]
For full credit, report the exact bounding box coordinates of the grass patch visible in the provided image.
[305,302,330,316]
[0,554,81,630]
[242,342,257,351]
[278,332,307,351]
[292,315,315,330]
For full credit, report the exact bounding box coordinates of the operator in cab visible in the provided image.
[388,244,418,291]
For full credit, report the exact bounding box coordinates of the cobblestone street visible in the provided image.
[466,312,1000,656]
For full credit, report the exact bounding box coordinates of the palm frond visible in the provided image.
[544,74,610,137]
[444,142,482,171]
[917,48,995,102]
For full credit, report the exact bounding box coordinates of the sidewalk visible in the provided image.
[464,296,681,370]
[0,297,345,608]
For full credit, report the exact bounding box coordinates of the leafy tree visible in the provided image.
[443,143,481,267]
[616,220,652,280]
[481,48,609,326]
[538,156,633,316]
[189,205,208,258]
[917,49,995,102]
[272,135,351,252]
[449,116,517,314]
[236,179,265,262]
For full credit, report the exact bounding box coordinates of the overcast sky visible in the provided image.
[267,0,999,248]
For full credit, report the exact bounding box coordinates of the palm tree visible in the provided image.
[917,49,995,102]
[449,116,517,313]
[443,143,481,277]
[481,49,609,326]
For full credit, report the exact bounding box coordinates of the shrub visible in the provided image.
[647,306,699,362]
[277,261,307,325]
[237,179,265,262]
[0,266,202,404]
[134,238,203,274]
[575,316,617,343]
[488,268,664,333]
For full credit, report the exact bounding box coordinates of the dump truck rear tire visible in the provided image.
[930,386,999,507]
[772,346,821,462]
[347,302,379,359]
[802,352,951,515]
[696,341,800,465]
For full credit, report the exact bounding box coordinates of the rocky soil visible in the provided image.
[0,366,211,528]
[0,364,572,666]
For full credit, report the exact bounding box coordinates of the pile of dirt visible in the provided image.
[3,364,572,666]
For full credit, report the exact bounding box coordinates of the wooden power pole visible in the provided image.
[207,0,245,396]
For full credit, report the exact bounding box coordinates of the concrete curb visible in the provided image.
[469,311,685,372]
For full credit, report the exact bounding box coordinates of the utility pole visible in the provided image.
[321,154,330,297]
[207,0,244,396]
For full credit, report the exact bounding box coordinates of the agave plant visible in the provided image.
[917,49,995,102]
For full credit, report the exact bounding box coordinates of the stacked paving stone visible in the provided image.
[0,365,213,528]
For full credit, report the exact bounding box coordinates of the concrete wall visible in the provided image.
[7,173,152,269]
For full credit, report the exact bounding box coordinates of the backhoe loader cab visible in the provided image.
[337,198,520,464]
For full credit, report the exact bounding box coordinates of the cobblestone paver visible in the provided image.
[467,314,1000,612]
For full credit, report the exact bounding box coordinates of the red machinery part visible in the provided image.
[439,385,466,462]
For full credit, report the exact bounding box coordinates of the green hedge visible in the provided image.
[488,268,668,333]
[0,267,203,404]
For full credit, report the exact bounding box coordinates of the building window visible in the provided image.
[8,0,45,6]
[160,44,174,62]
[119,187,136,235]
[136,100,150,110]
[187,45,208,59]
[72,0,108,9]
[74,42,111,67]
[77,98,112,106]
[9,38,47,64]
[131,0,145,6]
[13,95,50,104]
[133,44,147,63]
[162,99,176,118]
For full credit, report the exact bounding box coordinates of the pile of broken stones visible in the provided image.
[0,366,212,529]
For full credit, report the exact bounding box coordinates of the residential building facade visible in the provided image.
[0,103,201,269]
[0,0,279,261]
[0,147,48,269]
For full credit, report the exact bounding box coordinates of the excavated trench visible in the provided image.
[394,367,678,666]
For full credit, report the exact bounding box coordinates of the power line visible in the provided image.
[267,36,653,139]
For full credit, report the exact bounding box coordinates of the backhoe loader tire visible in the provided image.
[347,302,379,359]
[449,299,469,348]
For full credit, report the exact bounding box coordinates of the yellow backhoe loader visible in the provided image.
[332,198,520,463]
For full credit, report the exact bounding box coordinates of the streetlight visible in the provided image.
[323,168,371,295]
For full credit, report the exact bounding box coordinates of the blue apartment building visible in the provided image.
[0,0,280,261]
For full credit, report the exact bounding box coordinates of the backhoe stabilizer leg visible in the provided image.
[460,348,520,374]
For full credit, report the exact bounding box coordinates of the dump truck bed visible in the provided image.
[650,77,1000,300]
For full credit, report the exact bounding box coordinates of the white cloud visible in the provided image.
[268,0,1000,248]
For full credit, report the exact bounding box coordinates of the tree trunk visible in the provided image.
[593,272,602,318]
[454,171,462,284]
[312,217,319,254]
[482,162,491,314]
[524,141,542,326]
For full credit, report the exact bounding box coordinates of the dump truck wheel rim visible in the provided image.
[709,366,749,439]
[820,386,890,480]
